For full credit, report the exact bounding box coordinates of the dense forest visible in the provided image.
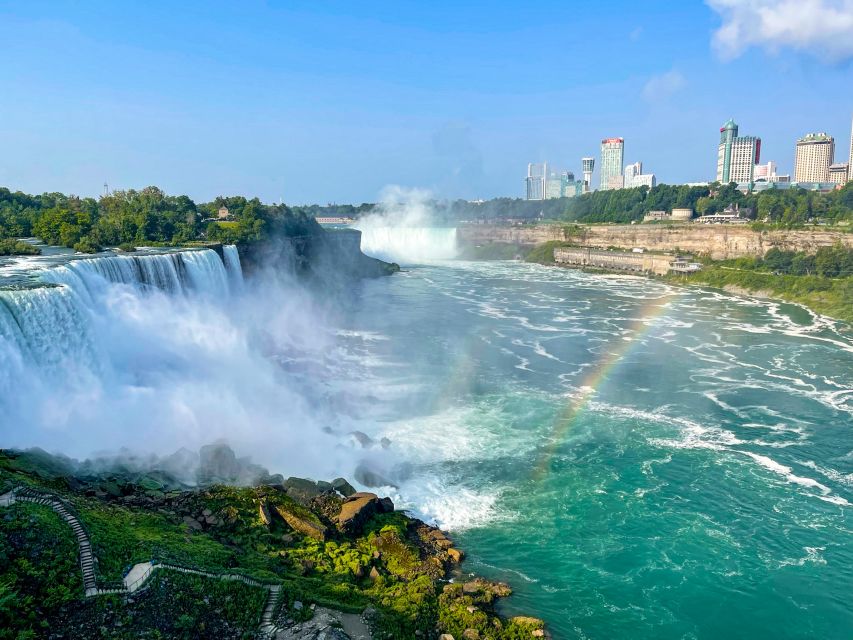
[0,187,322,254]
[439,181,853,226]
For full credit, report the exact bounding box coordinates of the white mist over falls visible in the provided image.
[354,187,458,264]
[0,244,403,492]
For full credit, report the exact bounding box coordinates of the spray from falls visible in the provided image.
[354,187,458,264]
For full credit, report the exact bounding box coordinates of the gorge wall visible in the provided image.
[458,224,853,260]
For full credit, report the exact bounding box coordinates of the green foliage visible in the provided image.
[675,247,853,323]
[0,185,324,251]
[0,239,40,255]
[0,503,82,639]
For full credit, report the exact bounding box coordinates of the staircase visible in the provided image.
[0,486,287,636]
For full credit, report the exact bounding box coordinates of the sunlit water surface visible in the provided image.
[333,260,853,640]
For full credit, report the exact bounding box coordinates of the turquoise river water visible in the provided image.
[334,257,853,640]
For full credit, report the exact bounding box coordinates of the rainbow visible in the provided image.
[533,292,676,478]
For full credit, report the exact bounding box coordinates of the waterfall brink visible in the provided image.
[39,248,238,300]
[0,248,239,370]
[355,227,458,264]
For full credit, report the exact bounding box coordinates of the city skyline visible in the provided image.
[1,1,853,204]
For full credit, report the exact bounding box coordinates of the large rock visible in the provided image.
[283,477,324,504]
[273,502,327,541]
[353,463,397,489]
[336,492,393,536]
[197,444,242,485]
[331,477,357,497]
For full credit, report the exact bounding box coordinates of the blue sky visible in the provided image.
[1,0,852,204]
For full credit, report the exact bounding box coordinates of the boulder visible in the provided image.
[337,492,383,536]
[379,497,394,513]
[462,629,480,640]
[283,477,324,504]
[447,548,464,563]
[353,463,397,489]
[197,444,241,485]
[182,515,203,531]
[273,503,327,541]
[259,502,272,526]
[438,635,455,640]
[330,477,357,497]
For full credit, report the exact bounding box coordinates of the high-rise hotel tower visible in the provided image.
[716,119,760,184]
[599,138,624,190]
[794,133,834,183]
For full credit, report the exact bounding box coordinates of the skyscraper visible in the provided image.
[716,119,760,184]
[716,119,738,183]
[794,133,834,183]
[600,138,624,190]
[581,157,594,193]
[525,163,546,200]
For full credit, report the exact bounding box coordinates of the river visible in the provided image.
[2,232,852,638]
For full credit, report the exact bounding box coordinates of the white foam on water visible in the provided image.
[739,451,850,505]
[392,478,512,531]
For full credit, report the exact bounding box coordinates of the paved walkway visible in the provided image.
[0,486,287,638]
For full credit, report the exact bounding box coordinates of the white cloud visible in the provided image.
[707,0,853,61]
[641,70,686,102]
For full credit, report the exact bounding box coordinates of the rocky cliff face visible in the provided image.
[239,228,399,281]
[459,224,853,260]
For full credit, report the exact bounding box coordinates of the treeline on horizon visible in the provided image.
[438,181,853,226]
[0,186,322,254]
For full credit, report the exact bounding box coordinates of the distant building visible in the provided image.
[794,133,834,183]
[671,208,693,221]
[526,163,547,200]
[624,162,656,188]
[643,210,669,222]
[830,163,849,185]
[716,119,760,184]
[600,138,625,190]
[697,203,749,224]
[582,157,595,193]
[753,161,778,182]
[217,206,230,220]
[528,163,583,200]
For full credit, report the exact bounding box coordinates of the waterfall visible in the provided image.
[0,285,99,370]
[39,249,235,300]
[222,245,244,290]
[355,227,458,264]
[0,248,236,370]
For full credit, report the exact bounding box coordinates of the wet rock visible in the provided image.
[283,477,324,504]
[447,548,464,563]
[353,464,397,489]
[197,444,241,485]
[331,477,357,497]
[337,492,382,536]
[378,497,394,513]
[259,501,272,526]
[273,503,327,541]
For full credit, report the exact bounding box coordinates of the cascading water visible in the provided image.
[355,226,458,264]
[222,244,244,291]
[0,247,242,370]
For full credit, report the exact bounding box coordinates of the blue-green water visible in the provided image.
[335,260,853,640]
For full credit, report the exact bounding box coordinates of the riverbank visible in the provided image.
[460,235,852,325]
[0,447,548,639]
